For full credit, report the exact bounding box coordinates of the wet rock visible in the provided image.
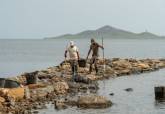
[77,95,112,109]
[54,100,68,110]
[109,93,114,96]
[124,88,133,92]
[33,110,39,114]
[75,75,93,84]
[115,69,131,76]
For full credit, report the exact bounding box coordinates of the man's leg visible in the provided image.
[94,57,98,74]
[89,57,94,73]
[74,60,78,81]
[70,60,75,81]
[94,63,98,74]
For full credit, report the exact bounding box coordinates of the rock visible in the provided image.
[54,100,68,110]
[124,88,133,92]
[109,93,114,96]
[30,85,54,98]
[112,59,132,69]
[0,97,5,103]
[24,86,30,99]
[77,95,112,109]
[137,63,150,69]
[0,87,24,101]
[53,82,69,94]
[116,69,131,76]
[157,62,165,68]
[28,84,47,89]
[85,74,97,81]
[7,87,25,101]
[61,63,70,70]
[75,75,93,84]
[104,66,115,75]
[78,67,89,73]
[33,110,39,114]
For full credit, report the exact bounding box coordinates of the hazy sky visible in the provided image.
[0,0,164,39]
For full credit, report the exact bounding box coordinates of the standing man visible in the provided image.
[86,38,104,74]
[65,41,80,81]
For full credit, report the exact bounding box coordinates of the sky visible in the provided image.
[0,0,164,39]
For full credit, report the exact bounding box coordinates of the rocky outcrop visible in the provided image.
[1,58,165,113]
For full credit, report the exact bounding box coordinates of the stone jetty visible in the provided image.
[1,58,165,114]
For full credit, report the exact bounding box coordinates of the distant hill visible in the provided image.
[45,25,164,39]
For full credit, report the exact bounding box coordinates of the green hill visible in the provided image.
[45,25,164,39]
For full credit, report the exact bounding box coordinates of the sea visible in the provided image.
[0,38,165,114]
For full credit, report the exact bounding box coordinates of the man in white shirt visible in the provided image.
[64,41,80,81]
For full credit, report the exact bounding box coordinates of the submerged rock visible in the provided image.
[124,88,133,92]
[77,95,112,109]
[109,93,114,96]
[54,100,68,110]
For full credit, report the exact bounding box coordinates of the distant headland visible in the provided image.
[44,25,165,39]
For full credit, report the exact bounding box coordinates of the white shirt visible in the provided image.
[67,46,79,60]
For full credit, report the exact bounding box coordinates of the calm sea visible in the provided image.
[0,38,165,114]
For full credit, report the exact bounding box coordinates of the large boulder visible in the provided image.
[77,95,112,109]
[112,59,132,70]
[0,87,24,101]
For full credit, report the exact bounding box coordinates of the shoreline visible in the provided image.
[1,58,165,113]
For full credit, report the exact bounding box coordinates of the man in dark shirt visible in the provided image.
[86,38,104,74]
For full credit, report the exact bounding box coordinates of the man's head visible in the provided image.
[70,41,75,48]
[91,38,95,44]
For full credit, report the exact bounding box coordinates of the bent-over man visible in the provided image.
[64,41,80,81]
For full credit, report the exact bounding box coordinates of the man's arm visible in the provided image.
[64,50,67,58]
[77,51,80,60]
[98,44,104,50]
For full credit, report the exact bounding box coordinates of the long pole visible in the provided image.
[101,36,106,92]
[102,36,105,72]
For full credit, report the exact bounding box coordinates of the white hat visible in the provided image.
[70,41,74,46]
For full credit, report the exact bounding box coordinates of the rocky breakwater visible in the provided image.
[0,58,165,113]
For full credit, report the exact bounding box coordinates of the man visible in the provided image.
[86,38,104,74]
[64,41,80,81]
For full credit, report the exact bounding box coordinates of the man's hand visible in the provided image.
[64,54,67,58]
